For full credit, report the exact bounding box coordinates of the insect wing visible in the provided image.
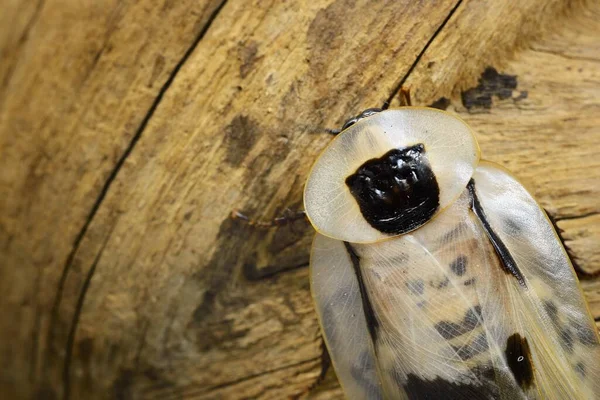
[471,161,600,399]
[310,234,383,399]
[311,192,524,399]
[310,163,600,399]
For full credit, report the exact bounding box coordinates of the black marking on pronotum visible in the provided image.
[505,333,534,389]
[343,242,379,342]
[346,144,440,235]
[404,372,497,400]
[450,255,468,276]
[434,306,482,340]
[467,180,527,287]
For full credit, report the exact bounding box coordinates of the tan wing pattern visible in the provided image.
[310,163,600,399]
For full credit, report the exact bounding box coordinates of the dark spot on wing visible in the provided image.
[404,372,497,400]
[505,333,534,389]
[454,333,489,360]
[344,242,379,343]
[435,320,464,340]
[463,278,476,286]
[461,67,518,110]
[434,306,482,340]
[560,327,575,353]
[433,276,450,289]
[346,145,440,235]
[575,362,586,377]
[502,218,522,234]
[465,306,482,327]
[450,255,468,276]
[437,223,466,246]
[543,300,559,323]
[406,279,425,295]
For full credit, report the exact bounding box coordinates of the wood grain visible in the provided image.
[0,0,598,398]
[0,0,229,397]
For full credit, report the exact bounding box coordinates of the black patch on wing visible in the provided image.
[343,242,379,343]
[543,300,559,323]
[450,255,468,276]
[435,306,482,340]
[575,362,586,377]
[345,144,440,235]
[559,327,575,353]
[406,279,425,295]
[404,372,496,400]
[467,180,526,287]
[432,276,450,289]
[454,333,489,360]
[505,333,534,389]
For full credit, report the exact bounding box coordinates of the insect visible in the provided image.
[304,107,600,399]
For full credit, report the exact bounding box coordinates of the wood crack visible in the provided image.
[0,0,45,108]
[529,45,600,63]
[48,1,231,398]
[554,211,600,222]
[545,209,600,280]
[62,232,112,400]
[383,0,463,107]
[149,356,322,400]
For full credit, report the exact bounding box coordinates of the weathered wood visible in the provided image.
[0,0,229,397]
[0,0,598,399]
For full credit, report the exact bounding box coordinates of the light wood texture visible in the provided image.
[0,0,598,398]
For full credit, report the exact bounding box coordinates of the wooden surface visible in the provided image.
[1,0,599,398]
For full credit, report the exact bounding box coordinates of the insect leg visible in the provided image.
[325,107,386,136]
[399,86,412,107]
[230,208,307,228]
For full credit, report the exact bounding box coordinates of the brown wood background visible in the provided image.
[1,0,599,398]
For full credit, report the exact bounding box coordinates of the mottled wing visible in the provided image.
[312,192,526,399]
[311,164,600,399]
[471,161,600,399]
